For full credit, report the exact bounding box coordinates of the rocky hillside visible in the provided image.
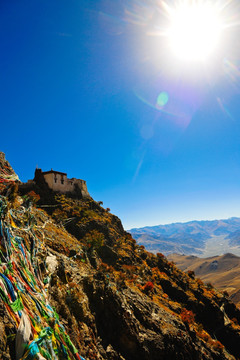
[129,218,240,256]
[1,152,240,359]
[168,253,240,307]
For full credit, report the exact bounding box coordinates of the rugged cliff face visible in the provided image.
[1,152,240,360]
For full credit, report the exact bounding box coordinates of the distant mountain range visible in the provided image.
[168,253,240,306]
[129,217,240,256]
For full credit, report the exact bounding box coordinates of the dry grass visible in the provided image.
[168,253,240,305]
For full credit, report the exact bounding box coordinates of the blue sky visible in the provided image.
[1,0,240,229]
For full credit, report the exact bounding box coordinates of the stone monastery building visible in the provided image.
[41,169,89,196]
[25,168,90,198]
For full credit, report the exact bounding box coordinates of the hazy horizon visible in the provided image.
[128,215,240,230]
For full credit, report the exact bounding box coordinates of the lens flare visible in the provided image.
[156,91,169,107]
[223,58,240,83]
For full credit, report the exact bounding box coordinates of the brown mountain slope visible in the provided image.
[1,152,240,359]
[168,253,240,305]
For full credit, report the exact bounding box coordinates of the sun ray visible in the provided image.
[165,1,223,61]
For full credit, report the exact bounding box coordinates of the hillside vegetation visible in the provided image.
[1,152,240,359]
[168,253,240,307]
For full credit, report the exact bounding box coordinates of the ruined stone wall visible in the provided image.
[71,178,89,197]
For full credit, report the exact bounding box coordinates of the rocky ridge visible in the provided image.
[1,152,240,359]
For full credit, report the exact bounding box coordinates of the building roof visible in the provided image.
[42,170,67,176]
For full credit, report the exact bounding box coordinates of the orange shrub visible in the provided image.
[196,278,204,287]
[143,281,154,293]
[187,270,195,279]
[180,308,195,325]
[212,340,224,351]
[162,293,169,299]
[197,331,210,342]
[26,190,40,204]
[157,252,165,258]
[99,262,114,273]
[231,317,238,325]
[122,264,136,275]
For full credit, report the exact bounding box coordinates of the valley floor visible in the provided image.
[201,235,240,258]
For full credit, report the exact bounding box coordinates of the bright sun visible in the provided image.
[166,1,223,61]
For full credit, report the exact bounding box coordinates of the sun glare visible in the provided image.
[166,2,223,61]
